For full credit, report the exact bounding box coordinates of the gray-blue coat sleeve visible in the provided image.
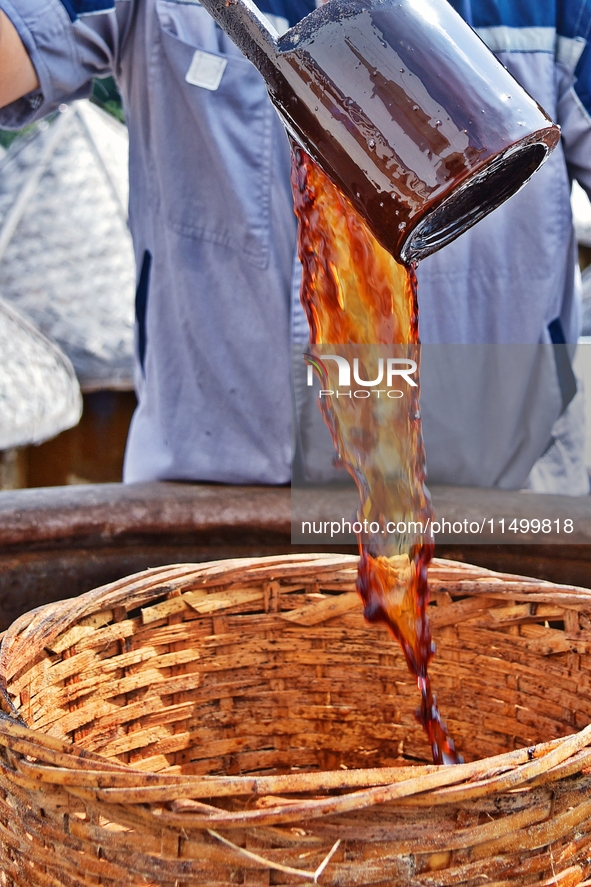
[0,0,128,129]
[556,5,591,197]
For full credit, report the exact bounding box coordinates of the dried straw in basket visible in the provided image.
[1,552,591,887]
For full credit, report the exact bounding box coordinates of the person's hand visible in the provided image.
[0,10,39,108]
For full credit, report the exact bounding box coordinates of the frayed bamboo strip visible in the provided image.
[207,830,341,882]
[279,592,360,625]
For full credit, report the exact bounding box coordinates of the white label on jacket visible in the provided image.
[185,51,227,90]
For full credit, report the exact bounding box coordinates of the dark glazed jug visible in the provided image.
[197,0,559,263]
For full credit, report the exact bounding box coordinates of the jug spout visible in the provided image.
[198,0,560,263]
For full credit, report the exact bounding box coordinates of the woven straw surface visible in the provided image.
[1,552,591,887]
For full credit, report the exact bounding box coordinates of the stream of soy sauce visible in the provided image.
[291,145,462,766]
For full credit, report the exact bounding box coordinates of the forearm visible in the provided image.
[0,8,39,108]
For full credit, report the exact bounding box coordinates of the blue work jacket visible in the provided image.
[1,0,591,491]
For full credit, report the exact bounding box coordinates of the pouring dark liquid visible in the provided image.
[292,145,461,765]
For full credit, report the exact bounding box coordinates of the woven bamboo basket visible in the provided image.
[2,553,591,887]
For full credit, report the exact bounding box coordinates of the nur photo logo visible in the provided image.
[304,353,417,399]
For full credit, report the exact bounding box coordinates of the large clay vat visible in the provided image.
[0,481,589,630]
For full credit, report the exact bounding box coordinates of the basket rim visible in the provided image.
[3,552,591,659]
[1,553,591,828]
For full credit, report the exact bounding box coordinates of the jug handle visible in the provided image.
[196,0,281,84]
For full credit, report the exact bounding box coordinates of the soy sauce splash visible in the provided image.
[291,145,462,766]
[357,546,461,765]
